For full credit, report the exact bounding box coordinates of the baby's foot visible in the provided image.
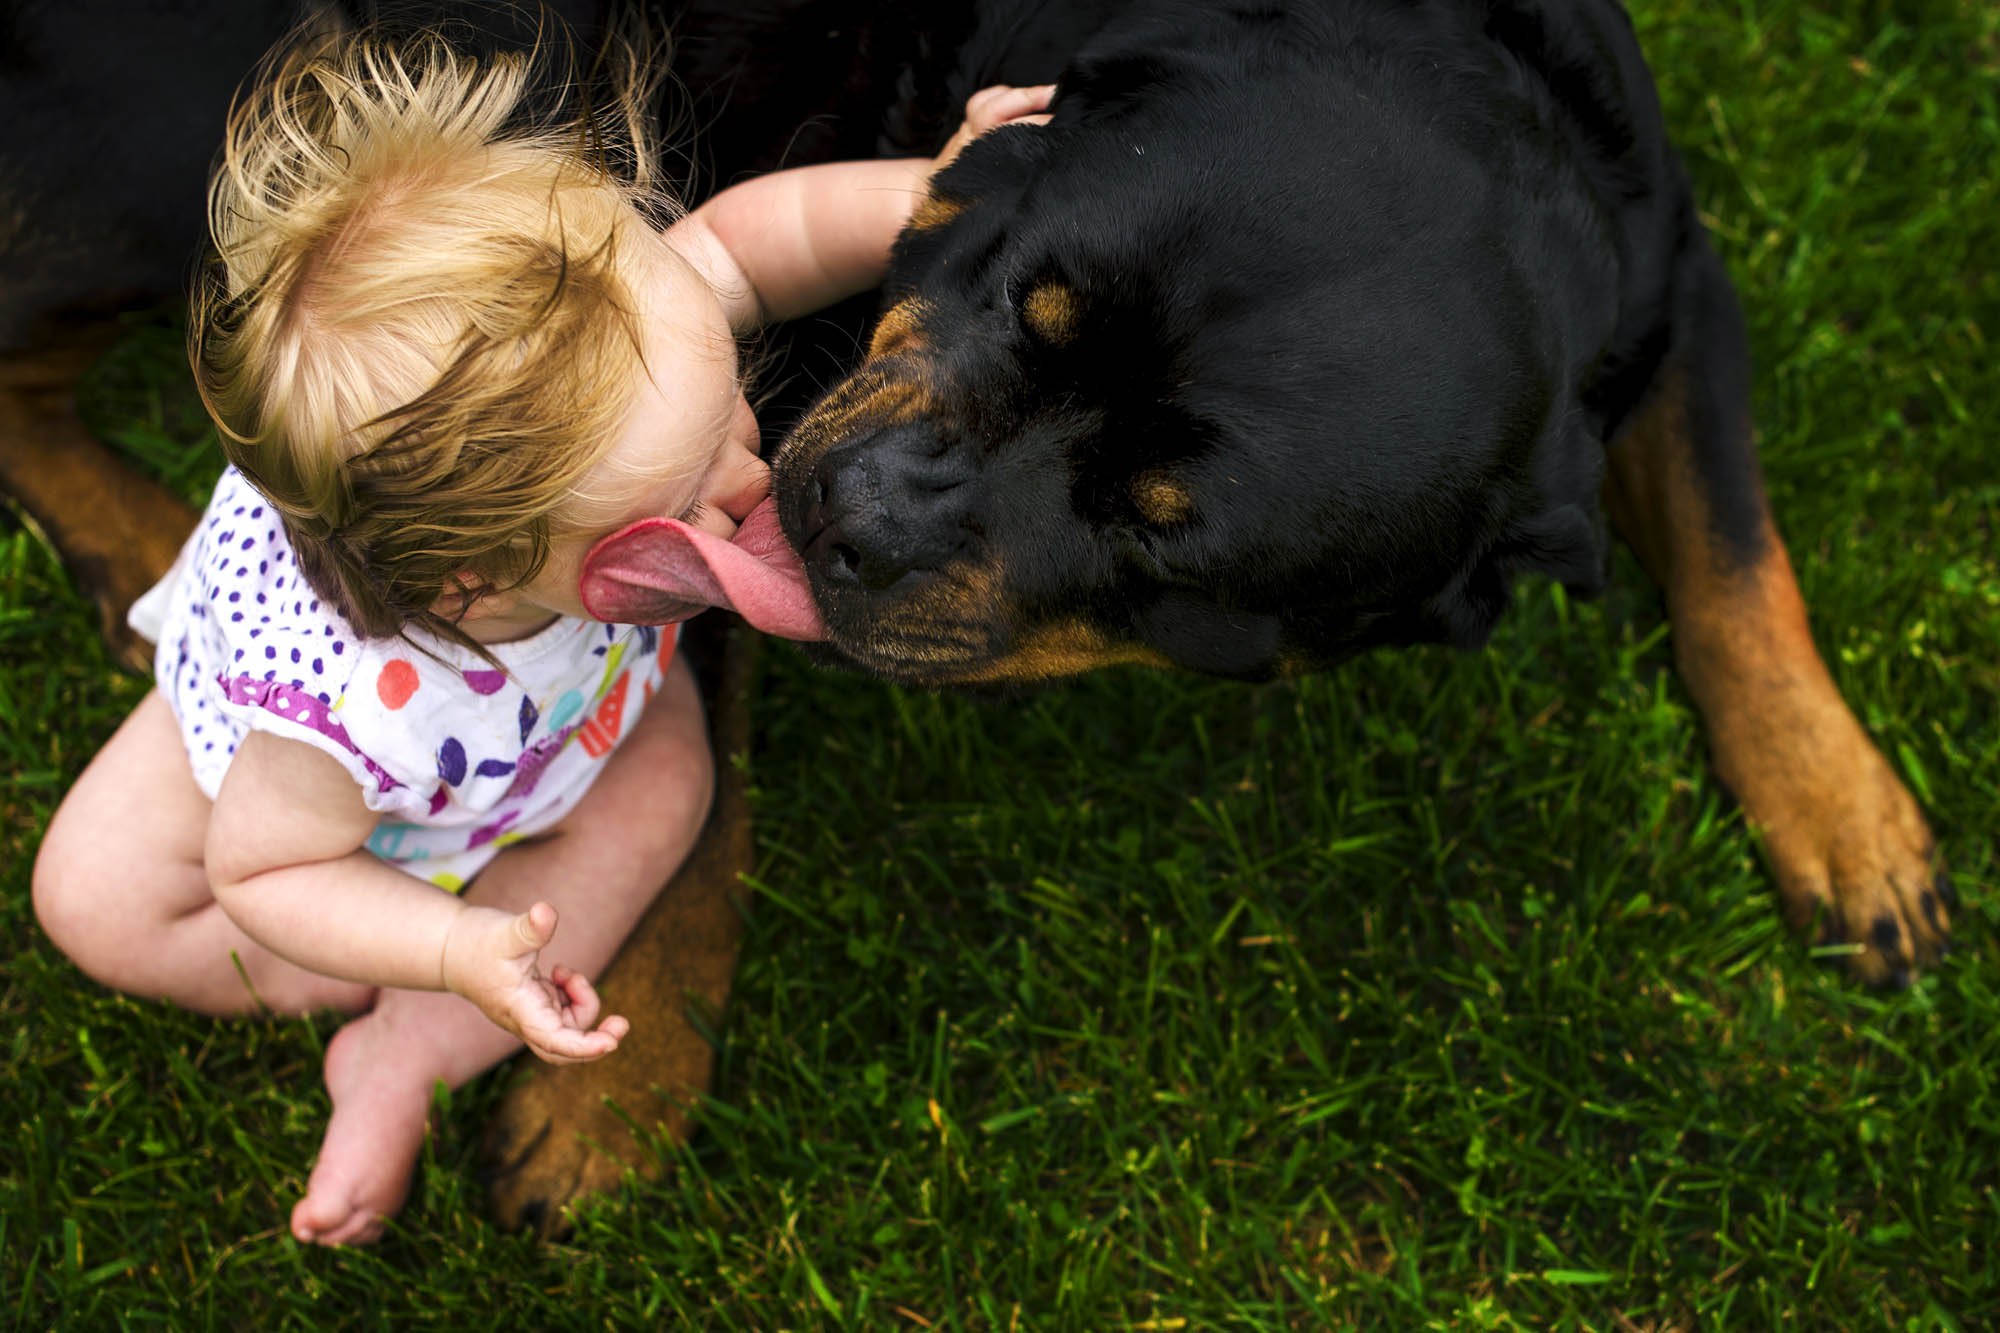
[290,1012,438,1246]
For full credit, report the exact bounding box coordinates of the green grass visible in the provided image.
[5,0,1998,1327]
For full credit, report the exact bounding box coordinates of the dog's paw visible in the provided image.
[481,1058,692,1238]
[1747,725,1949,987]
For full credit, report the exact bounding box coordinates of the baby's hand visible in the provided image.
[933,83,1056,173]
[440,902,629,1064]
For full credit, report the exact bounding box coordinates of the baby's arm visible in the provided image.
[669,83,1055,332]
[205,731,625,1064]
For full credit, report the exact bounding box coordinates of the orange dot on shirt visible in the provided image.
[377,658,420,709]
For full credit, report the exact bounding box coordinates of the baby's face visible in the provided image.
[489,239,769,633]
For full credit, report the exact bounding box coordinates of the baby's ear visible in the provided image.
[434,572,511,623]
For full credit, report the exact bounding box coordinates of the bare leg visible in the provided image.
[291,653,716,1245]
[33,689,373,1016]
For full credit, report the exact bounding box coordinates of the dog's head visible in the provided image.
[773,5,1615,686]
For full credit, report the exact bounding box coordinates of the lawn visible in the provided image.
[4,0,1997,1328]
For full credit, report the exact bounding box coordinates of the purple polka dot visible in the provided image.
[312,658,323,674]
[249,628,260,638]
[475,758,516,779]
[233,649,244,661]
[333,641,345,655]
[250,505,263,518]
[240,538,254,550]
[463,669,506,695]
[291,648,301,663]
[265,647,276,659]
[228,591,240,602]
[235,566,247,577]
[231,612,243,622]
[259,561,267,574]
[437,738,467,786]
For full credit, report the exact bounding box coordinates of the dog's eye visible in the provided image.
[999,274,1022,319]
[1108,522,1178,582]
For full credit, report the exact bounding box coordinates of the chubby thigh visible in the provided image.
[31,688,370,1015]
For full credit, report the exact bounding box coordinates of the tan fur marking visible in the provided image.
[956,618,1172,684]
[1603,370,1943,982]
[1022,281,1083,346]
[1130,469,1195,525]
[868,298,930,360]
[907,193,965,232]
[807,376,929,449]
[0,327,198,672]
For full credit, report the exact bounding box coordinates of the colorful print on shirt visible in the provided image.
[147,466,676,890]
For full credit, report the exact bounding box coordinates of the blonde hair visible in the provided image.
[191,12,680,658]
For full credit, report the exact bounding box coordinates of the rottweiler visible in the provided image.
[768,0,1949,988]
[2,0,1949,1237]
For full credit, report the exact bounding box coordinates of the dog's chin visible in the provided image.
[798,629,1010,688]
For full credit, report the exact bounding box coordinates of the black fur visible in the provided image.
[768,0,1753,682]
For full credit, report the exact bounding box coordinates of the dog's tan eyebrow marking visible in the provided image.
[1130,469,1194,525]
[1022,280,1084,346]
[867,298,930,359]
[907,193,966,232]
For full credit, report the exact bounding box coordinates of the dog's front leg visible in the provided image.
[1602,243,1949,984]
[0,320,198,672]
[483,616,759,1235]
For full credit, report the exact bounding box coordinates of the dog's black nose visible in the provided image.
[800,428,972,590]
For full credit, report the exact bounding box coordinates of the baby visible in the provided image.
[31,20,1049,1245]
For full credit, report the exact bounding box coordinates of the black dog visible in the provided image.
[769,0,1950,984]
[2,0,1950,1233]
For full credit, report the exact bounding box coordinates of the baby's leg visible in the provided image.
[33,689,373,1016]
[293,655,714,1245]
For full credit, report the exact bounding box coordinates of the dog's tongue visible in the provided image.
[578,495,826,640]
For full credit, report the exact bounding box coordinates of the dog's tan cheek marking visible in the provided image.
[1130,469,1194,525]
[955,618,1172,684]
[868,298,930,360]
[1022,281,1083,346]
[907,193,965,232]
[861,560,1010,675]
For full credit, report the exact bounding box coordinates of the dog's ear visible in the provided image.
[1420,423,1609,649]
[1059,42,1199,123]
